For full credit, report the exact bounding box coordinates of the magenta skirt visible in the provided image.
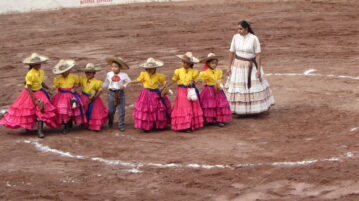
[171,86,203,131]
[80,93,108,131]
[200,86,232,123]
[133,88,171,131]
[0,89,57,129]
[52,88,87,125]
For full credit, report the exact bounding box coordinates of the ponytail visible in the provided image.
[238,20,255,35]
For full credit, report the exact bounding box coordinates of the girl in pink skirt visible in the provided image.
[162,52,204,132]
[126,58,171,132]
[52,59,87,134]
[199,53,232,127]
[79,63,108,131]
[0,53,57,138]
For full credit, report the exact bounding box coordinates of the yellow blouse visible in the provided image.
[199,68,223,86]
[53,73,79,89]
[137,72,166,89]
[172,67,199,86]
[79,76,103,95]
[25,68,45,91]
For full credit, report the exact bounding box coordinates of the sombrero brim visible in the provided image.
[83,67,103,72]
[176,55,199,64]
[200,55,224,63]
[52,63,75,75]
[22,56,49,65]
[105,57,129,69]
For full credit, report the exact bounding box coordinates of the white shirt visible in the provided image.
[229,33,261,59]
[103,72,131,90]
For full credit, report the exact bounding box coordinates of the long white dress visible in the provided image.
[225,33,275,115]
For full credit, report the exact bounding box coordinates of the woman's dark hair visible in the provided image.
[238,20,254,35]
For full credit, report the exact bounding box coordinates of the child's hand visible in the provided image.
[256,71,261,80]
[70,88,76,93]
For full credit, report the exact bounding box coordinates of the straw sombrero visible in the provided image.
[105,56,129,69]
[52,59,76,75]
[23,53,49,65]
[83,63,102,72]
[200,53,223,63]
[139,58,164,68]
[176,52,199,64]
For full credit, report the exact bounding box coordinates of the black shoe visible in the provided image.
[62,123,70,134]
[217,122,225,127]
[108,121,113,128]
[37,121,45,138]
[119,127,125,132]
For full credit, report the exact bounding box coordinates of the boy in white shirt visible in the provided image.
[103,57,131,131]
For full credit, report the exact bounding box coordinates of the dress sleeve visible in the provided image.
[102,73,109,89]
[158,74,166,86]
[136,72,145,82]
[253,36,261,54]
[199,71,208,81]
[53,76,59,88]
[172,69,179,82]
[73,74,80,85]
[229,35,236,53]
[96,80,103,92]
[25,72,34,85]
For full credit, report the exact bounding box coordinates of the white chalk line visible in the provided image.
[22,139,355,173]
[20,69,359,173]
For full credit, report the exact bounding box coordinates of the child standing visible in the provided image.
[0,53,57,138]
[126,58,171,132]
[199,53,232,127]
[103,57,131,131]
[162,52,203,132]
[79,63,108,131]
[52,59,87,134]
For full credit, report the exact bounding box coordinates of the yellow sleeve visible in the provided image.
[199,71,208,81]
[79,76,86,87]
[53,76,59,88]
[136,72,145,82]
[39,70,45,83]
[192,70,199,80]
[96,80,103,91]
[25,72,34,85]
[172,69,180,82]
[158,74,166,86]
[73,74,80,84]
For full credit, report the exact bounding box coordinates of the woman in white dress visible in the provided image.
[225,20,275,115]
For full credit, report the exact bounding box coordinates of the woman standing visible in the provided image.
[225,20,274,115]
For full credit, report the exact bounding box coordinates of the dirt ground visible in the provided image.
[1,0,359,200]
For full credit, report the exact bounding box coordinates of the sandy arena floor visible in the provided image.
[0,0,359,200]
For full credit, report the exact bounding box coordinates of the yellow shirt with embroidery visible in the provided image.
[172,67,199,86]
[136,72,166,89]
[79,76,103,95]
[199,68,223,86]
[53,73,79,89]
[25,68,45,91]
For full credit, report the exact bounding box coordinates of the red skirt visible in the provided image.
[171,86,203,131]
[52,88,87,125]
[200,86,232,123]
[0,89,57,129]
[80,93,108,131]
[133,88,171,131]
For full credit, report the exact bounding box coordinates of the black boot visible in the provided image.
[62,121,71,134]
[37,121,44,138]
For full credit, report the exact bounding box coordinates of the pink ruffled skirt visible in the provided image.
[171,86,203,131]
[200,86,232,123]
[80,93,108,131]
[0,89,57,129]
[52,88,87,125]
[133,88,171,131]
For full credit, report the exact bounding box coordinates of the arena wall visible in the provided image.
[0,0,183,14]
